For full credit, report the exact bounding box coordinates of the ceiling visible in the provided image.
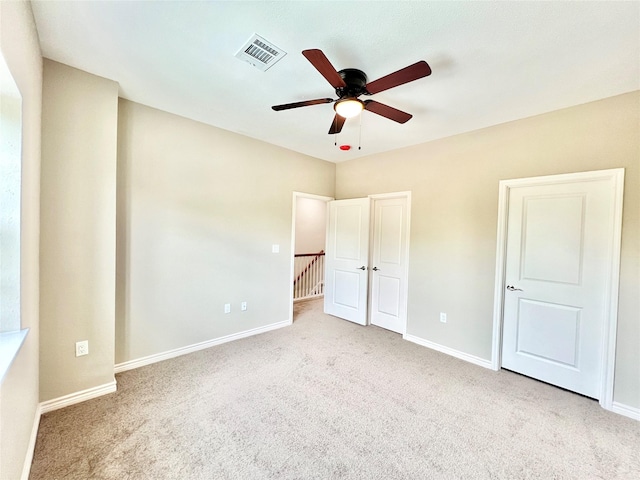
[30,1,640,163]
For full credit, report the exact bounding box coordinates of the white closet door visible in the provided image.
[324,198,370,325]
[370,197,409,334]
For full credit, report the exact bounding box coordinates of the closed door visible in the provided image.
[370,197,409,334]
[324,198,370,325]
[502,177,619,398]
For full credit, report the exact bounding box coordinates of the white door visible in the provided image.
[502,176,620,398]
[370,197,409,334]
[324,198,370,325]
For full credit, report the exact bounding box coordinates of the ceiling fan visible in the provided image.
[272,49,432,134]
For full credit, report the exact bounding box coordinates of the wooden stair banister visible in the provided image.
[293,250,325,300]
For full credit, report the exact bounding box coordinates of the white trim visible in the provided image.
[20,403,42,480]
[491,182,509,371]
[404,334,493,370]
[600,169,625,410]
[491,168,625,408]
[368,191,413,200]
[0,328,29,384]
[292,192,335,202]
[290,192,333,324]
[611,402,640,422]
[40,379,117,414]
[115,320,290,374]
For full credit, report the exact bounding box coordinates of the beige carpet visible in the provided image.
[30,299,639,479]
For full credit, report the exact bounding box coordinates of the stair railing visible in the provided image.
[293,251,325,301]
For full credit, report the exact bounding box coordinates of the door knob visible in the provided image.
[357,266,366,270]
[372,267,379,271]
[506,285,523,291]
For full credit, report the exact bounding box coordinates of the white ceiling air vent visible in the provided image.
[235,34,287,72]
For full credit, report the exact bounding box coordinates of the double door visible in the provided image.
[324,195,409,334]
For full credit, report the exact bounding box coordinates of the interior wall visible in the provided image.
[294,197,327,254]
[0,1,42,478]
[39,60,119,401]
[115,100,335,364]
[336,91,640,409]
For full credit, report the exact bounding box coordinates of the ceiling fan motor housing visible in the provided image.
[336,68,368,98]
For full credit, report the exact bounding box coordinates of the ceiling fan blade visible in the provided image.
[328,114,346,134]
[365,61,432,94]
[272,98,334,111]
[364,100,412,123]
[302,49,347,89]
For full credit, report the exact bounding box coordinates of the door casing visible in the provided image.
[491,169,625,410]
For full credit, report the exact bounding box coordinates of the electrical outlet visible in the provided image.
[75,340,89,357]
[440,312,447,323]
[272,244,280,253]
[241,301,247,311]
[224,303,231,314]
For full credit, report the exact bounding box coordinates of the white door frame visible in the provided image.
[368,192,412,334]
[289,192,333,324]
[491,169,625,410]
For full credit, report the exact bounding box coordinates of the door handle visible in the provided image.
[357,266,366,270]
[506,285,523,291]
[372,267,379,271]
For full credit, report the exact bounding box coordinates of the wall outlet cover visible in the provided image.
[75,340,89,357]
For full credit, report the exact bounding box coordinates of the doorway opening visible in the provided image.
[289,192,332,321]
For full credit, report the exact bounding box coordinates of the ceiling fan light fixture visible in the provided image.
[334,98,364,118]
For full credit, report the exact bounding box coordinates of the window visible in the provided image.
[0,50,27,382]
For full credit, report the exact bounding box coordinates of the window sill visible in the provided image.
[0,328,29,385]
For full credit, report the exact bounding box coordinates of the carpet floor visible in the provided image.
[30,299,639,479]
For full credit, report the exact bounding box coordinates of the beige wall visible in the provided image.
[40,60,119,401]
[115,100,335,364]
[0,10,634,476]
[295,197,327,255]
[336,91,640,409]
[0,1,42,478]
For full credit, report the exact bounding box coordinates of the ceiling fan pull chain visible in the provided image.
[358,112,362,150]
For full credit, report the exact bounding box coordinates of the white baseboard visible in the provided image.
[114,319,290,374]
[40,379,117,414]
[404,335,638,422]
[404,334,493,370]
[20,403,43,480]
[611,401,640,421]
